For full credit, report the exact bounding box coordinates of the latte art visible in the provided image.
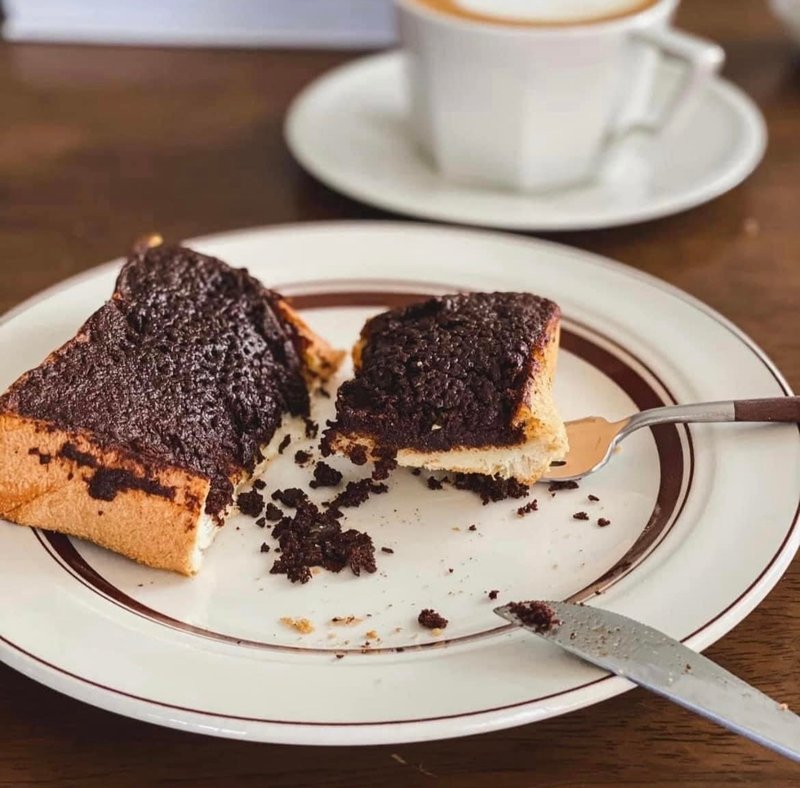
[409,0,660,26]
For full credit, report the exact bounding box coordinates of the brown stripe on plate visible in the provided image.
[41,288,692,655]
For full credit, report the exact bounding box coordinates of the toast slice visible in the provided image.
[0,238,344,574]
[323,292,567,485]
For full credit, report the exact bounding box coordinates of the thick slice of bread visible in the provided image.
[325,293,568,485]
[0,241,343,575]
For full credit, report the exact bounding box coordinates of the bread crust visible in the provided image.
[0,413,211,575]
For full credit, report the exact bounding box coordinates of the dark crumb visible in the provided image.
[572,511,589,521]
[319,387,331,399]
[260,542,270,553]
[349,445,368,466]
[517,499,539,517]
[427,476,445,491]
[237,489,264,517]
[255,516,266,528]
[294,450,312,466]
[269,495,376,584]
[569,632,576,640]
[264,502,283,521]
[335,653,345,659]
[418,609,448,629]
[468,524,477,531]
[508,600,560,633]
[451,473,529,505]
[304,418,319,439]
[272,487,310,509]
[598,517,611,527]
[381,547,394,554]
[396,647,405,653]
[685,663,692,673]
[371,455,398,481]
[411,468,422,476]
[278,434,291,454]
[548,480,579,492]
[588,494,599,502]
[309,461,343,489]
[325,479,388,511]
[488,589,499,600]
[448,568,454,574]
[252,479,267,491]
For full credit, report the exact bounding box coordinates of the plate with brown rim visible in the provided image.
[0,222,797,745]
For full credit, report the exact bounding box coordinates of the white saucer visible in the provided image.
[285,52,767,231]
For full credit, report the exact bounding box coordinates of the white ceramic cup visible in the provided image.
[396,0,724,193]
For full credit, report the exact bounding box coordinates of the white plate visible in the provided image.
[0,222,797,746]
[285,52,767,231]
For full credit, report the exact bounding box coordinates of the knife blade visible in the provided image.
[495,600,800,762]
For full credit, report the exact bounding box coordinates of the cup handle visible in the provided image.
[630,27,725,137]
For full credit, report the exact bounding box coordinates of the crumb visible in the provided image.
[451,473,529,504]
[304,418,319,439]
[349,445,368,466]
[309,461,343,489]
[427,476,444,491]
[517,499,539,517]
[331,615,362,625]
[325,478,388,510]
[381,546,394,554]
[685,663,692,673]
[468,524,477,531]
[780,702,789,711]
[451,527,460,532]
[269,493,376,583]
[264,502,283,521]
[396,647,405,653]
[508,600,560,632]
[418,608,448,629]
[255,516,266,528]
[488,589,499,600]
[411,468,421,476]
[569,632,576,640]
[294,449,312,466]
[431,628,443,637]
[365,630,378,640]
[548,480,579,492]
[335,653,344,659]
[311,567,321,575]
[253,479,266,491]
[280,616,314,634]
[271,487,310,509]
[573,511,589,520]
[260,542,270,553]
[588,494,599,502]
[448,568,454,574]
[372,453,398,481]
[278,434,291,454]
[598,517,611,527]
[237,489,264,517]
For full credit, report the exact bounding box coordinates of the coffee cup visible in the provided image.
[396,0,724,193]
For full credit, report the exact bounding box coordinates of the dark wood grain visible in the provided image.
[1,0,798,785]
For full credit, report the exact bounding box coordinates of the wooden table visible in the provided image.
[1,1,798,784]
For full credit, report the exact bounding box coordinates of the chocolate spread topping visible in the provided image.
[0,244,309,515]
[325,292,558,453]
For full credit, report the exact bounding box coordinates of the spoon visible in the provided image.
[544,397,800,481]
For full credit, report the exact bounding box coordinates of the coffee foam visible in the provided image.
[411,0,658,26]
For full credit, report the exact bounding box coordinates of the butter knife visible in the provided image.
[495,601,800,762]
